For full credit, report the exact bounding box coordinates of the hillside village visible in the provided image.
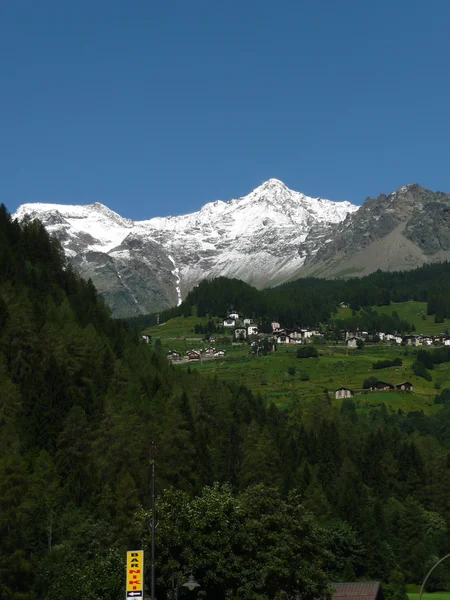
[142,310,450,403]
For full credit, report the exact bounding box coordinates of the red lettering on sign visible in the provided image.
[129,580,141,586]
[129,569,141,574]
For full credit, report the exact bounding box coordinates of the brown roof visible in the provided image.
[332,582,382,600]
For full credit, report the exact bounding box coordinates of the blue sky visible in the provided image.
[1,0,450,219]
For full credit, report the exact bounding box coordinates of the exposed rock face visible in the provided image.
[296,184,450,278]
[13,179,356,316]
[14,181,450,317]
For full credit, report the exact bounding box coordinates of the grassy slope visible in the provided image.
[143,303,450,412]
[334,301,450,335]
[408,594,450,600]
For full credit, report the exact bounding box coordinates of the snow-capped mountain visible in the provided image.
[13,179,358,316]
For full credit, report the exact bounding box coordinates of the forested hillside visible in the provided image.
[3,206,450,599]
[128,262,450,331]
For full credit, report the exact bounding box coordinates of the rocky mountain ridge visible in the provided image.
[297,184,450,278]
[13,180,450,317]
[13,179,357,316]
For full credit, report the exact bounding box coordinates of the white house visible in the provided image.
[444,338,450,346]
[223,318,236,327]
[243,318,253,326]
[346,337,358,349]
[271,322,281,331]
[335,387,354,399]
[141,335,151,344]
[203,347,215,356]
[247,325,258,336]
[290,330,303,340]
[229,312,239,320]
[235,328,247,339]
[276,334,291,344]
[214,350,226,357]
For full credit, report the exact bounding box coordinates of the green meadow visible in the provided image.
[408,594,450,600]
[335,300,450,335]
[144,314,449,412]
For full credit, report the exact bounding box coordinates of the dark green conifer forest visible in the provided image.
[129,262,450,332]
[2,206,450,599]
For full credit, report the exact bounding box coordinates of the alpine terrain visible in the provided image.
[14,180,450,317]
[13,179,357,316]
[296,184,450,279]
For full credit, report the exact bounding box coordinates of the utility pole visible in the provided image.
[151,441,157,600]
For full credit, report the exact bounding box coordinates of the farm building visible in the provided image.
[275,334,291,344]
[346,337,358,349]
[187,351,201,360]
[395,381,413,392]
[234,328,247,339]
[335,388,354,400]
[223,318,236,327]
[247,325,258,336]
[370,381,394,391]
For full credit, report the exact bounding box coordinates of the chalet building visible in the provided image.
[202,347,215,356]
[290,330,303,340]
[346,337,358,349]
[214,350,226,357]
[247,325,258,336]
[370,381,394,391]
[243,318,253,326]
[187,351,201,360]
[271,322,281,331]
[275,334,291,344]
[141,335,151,344]
[229,312,239,320]
[223,318,236,328]
[167,350,180,360]
[335,387,354,400]
[396,381,413,392]
[445,338,450,346]
[403,335,421,347]
[331,582,385,600]
[234,328,247,340]
[346,330,364,340]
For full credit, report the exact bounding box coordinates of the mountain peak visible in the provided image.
[253,178,288,193]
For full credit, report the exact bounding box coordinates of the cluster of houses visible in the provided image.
[345,330,450,348]
[167,347,227,362]
[223,313,259,339]
[335,381,413,399]
[223,313,325,345]
[272,325,323,345]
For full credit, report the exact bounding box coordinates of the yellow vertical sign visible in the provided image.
[126,550,144,598]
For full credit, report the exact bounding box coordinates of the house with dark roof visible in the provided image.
[335,387,354,400]
[395,381,413,392]
[331,582,384,600]
[370,381,394,391]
